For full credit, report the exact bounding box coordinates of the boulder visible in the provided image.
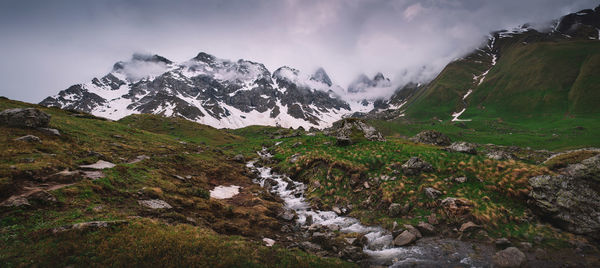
[401,157,434,175]
[564,154,600,182]
[325,118,385,146]
[403,224,422,238]
[416,222,435,235]
[409,130,451,146]
[424,187,442,199]
[232,154,245,163]
[0,108,50,128]
[441,197,474,218]
[393,230,416,246]
[492,247,526,268]
[14,135,41,143]
[446,142,477,154]
[529,174,600,239]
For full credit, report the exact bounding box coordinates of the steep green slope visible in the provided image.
[466,40,600,120]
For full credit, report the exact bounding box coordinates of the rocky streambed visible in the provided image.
[248,147,498,267]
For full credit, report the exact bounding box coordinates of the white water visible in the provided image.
[248,147,487,267]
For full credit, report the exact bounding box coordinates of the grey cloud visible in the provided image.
[0,0,597,102]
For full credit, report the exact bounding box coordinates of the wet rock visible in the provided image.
[263,178,277,190]
[305,214,313,226]
[417,222,436,236]
[0,108,50,128]
[311,232,333,249]
[492,247,526,268]
[400,157,434,175]
[278,210,297,221]
[528,173,600,239]
[232,154,245,163]
[403,224,422,238]
[393,230,417,246]
[38,127,60,136]
[424,187,442,199]
[446,142,477,154]
[79,160,116,170]
[138,199,172,209]
[332,206,342,215]
[495,238,512,249]
[409,130,451,146]
[14,135,41,143]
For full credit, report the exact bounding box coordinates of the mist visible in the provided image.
[0,0,596,102]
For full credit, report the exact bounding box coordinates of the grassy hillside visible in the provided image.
[404,35,600,123]
[0,98,352,267]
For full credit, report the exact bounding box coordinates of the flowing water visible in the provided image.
[248,147,492,267]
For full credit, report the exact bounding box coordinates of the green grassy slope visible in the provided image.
[0,98,352,267]
[404,36,600,122]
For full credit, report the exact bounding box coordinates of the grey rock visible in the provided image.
[401,157,434,175]
[529,174,600,239]
[410,130,451,146]
[232,154,245,163]
[38,127,60,136]
[52,220,128,233]
[492,247,526,268]
[486,150,513,160]
[80,160,116,170]
[138,199,172,209]
[454,176,467,183]
[424,187,442,199]
[14,135,41,143]
[0,108,50,128]
[446,142,477,154]
[403,224,422,238]
[417,222,436,236]
[325,118,385,145]
[393,230,417,246]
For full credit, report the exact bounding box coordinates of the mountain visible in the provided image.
[41,52,353,129]
[401,5,600,122]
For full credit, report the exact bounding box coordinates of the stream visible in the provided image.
[248,147,493,267]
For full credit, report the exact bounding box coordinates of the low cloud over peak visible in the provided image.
[0,0,596,102]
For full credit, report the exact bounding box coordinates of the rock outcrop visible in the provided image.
[0,108,50,128]
[529,154,600,239]
[324,118,385,145]
[410,130,451,146]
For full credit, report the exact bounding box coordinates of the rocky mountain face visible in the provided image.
[41,52,358,129]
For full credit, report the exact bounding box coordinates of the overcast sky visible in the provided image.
[0,0,596,103]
